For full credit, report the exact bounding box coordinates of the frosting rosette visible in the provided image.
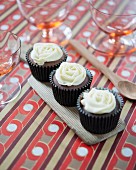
[31,43,63,65]
[55,62,86,86]
[81,88,116,114]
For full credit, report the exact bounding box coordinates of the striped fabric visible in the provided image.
[0,0,136,170]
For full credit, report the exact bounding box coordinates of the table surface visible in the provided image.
[0,0,136,170]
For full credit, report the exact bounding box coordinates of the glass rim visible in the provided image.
[90,1,136,17]
[17,0,72,7]
[0,31,21,57]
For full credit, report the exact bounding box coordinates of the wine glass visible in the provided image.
[0,31,21,105]
[88,0,136,56]
[17,0,73,44]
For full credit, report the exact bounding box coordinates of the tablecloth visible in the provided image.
[0,0,136,170]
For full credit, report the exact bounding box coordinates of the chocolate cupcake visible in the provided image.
[77,88,124,134]
[26,43,67,82]
[49,62,93,107]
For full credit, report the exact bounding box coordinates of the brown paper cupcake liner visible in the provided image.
[26,46,67,82]
[49,69,93,107]
[77,88,124,134]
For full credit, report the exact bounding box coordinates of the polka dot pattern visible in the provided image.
[129,56,136,62]
[97,56,105,62]
[0,25,9,30]
[0,1,135,169]
[108,1,115,6]
[50,3,58,8]
[132,125,136,133]
[68,15,77,21]
[0,5,5,10]
[100,9,108,14]
[121,147,133,157]
[122,19,128,23]
[66,56,72,62]
[6,123,17,132]
[10,77,19,83]
[29,25,37,31]
[19,36,26,42]
[13,14,21,20]
[128,10,135,15]
[48,124,59,132]
[121,70,131,77]
[0,94,3,100]
[96,17,102,21]
[24,63,29,68]
[40,11,48,15]
[32,147,44,156]
[23,104,34,111]
[76,147,88,157]
[83,31,91,37]
[77,6,85,11]
[59,25,66,30]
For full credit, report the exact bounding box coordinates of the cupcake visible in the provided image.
[49,62,93,107]
[77,88,124,134]
[26,43,67,82]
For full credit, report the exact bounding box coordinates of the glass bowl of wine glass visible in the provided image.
[88,0,136,56]
[17,0,73,44]
[0,31,21,105]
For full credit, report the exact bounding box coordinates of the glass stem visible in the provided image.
[42,29,53,39]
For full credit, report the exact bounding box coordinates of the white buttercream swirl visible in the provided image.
[55,62,86,86]
[31,43,63,65]
[81,88,116,114]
